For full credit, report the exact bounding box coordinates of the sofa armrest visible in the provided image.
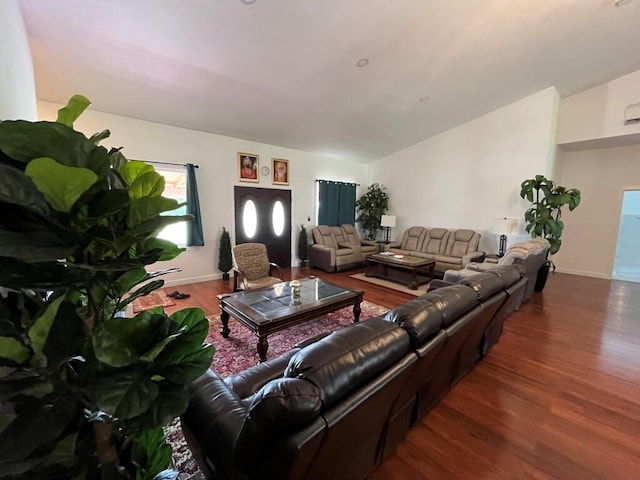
[225,349,300,398]
[182,370,248,474]
[309,244,336,272]
[462,251,484,267]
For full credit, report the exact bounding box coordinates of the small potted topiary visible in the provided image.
[218,226,233,280]
[298,225,309,267]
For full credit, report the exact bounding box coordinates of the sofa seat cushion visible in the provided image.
[335,247,354,257]
[284,317,410,408]
[432,254,463,265]
[245,276,283,291]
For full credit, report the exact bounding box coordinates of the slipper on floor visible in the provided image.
[174,293,191,300]
[167,291,180,298]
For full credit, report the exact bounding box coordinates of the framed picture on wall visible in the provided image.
[238,153,259,183]
[271,158,289,185]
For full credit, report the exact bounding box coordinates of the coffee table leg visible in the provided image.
[257,335,269,362]
[353,302,361,323]
[220,311,231,338]
[410,269,418,290]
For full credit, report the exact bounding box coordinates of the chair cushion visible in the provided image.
[245,276,282,290]
[233,243,271,280]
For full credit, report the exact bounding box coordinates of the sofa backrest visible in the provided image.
[420,228,450,255]
[444,229,481,256]
[340,224,361,246]
[330,226,348,246]
[458,271,504,301]
[400,226,427,251]
[312,225,337,249]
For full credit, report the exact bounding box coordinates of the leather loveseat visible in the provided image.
[387,226,484,274]
[308,224,377,272]
[181,265,526,480]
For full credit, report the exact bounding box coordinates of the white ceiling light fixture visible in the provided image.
[419,96,430,103]
[356,58,369,67]
[241,0,256,4]
[614,0,638,6]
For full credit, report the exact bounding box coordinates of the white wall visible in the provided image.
[38,101,368,286]
[554,144,640,279]
[557,69,640,147]
[368,87,560,254]
[0,0,37,120]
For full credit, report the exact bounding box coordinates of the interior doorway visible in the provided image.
[234,186,292,268]
[612,189,640,283]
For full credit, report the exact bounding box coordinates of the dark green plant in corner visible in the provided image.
[297,225,309,267]
[520,174,581,258]
[0,95,214,479]
[355,183,390,241]
[218,227,233,281]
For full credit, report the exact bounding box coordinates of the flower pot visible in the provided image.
[534,261,551,292]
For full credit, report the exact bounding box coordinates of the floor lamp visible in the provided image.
[493,218,517,256]
[380,215,396,243]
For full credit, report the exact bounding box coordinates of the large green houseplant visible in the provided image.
[0,96,214,479]
[520,174,581,288]
[355,183,389,241]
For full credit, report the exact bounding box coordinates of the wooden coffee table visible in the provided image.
[218,277,363,361]
[366,253,436,290]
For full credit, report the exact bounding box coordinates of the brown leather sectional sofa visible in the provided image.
[181,265,526,480]
[387,226,484,274]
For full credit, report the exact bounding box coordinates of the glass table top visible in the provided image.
[222,277,354,322]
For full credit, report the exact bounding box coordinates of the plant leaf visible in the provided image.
[131,427,174,480]
[56,95,91,127]
[93,371,159,419]
[128,197,182,227]
[0,164,52,217]
[28,295,65,359]
[25,157,98,212]
[44,432,78,467]
[143,238,185,262]
[129,171,166,199]
[119,160,154,187]
[0,337,30,364]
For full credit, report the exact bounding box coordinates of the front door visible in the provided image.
[234,186,292,267]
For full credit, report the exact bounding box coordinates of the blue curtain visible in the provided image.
[186,163,204,246]
[317,181,356,226]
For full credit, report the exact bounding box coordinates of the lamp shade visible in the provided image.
[493,217,517,235]
[380,215,396,228]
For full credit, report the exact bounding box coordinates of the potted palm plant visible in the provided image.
[0,95,214,479]
[520,174,581,291]
[355,183,390,241]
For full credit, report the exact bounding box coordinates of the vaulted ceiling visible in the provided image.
[18,0,640,162]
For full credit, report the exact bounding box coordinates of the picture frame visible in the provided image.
[271,158,289,185]
[238,153,259,183]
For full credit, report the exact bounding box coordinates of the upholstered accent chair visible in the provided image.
[232,243,283,291]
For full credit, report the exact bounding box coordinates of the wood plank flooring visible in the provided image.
[164,267,640,479]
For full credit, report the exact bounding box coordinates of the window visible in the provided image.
[153,165,188,247]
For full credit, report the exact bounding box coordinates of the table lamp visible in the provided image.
[493,217,517,256]
[380,215,396,243]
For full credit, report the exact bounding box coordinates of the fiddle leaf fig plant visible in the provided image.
[0,95,214,480]
[520,174,581,256]
[355,183,390,241]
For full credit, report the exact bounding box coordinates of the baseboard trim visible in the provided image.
[163,273,222,287]
[554,267,611,280]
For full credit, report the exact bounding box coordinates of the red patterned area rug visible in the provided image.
[165,300,389,480]
[131,290,176,313]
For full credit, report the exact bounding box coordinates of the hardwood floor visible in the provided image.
[164,267,640,479]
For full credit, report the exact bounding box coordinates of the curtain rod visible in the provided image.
[315,179,360,186]
[145,160,199,168]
